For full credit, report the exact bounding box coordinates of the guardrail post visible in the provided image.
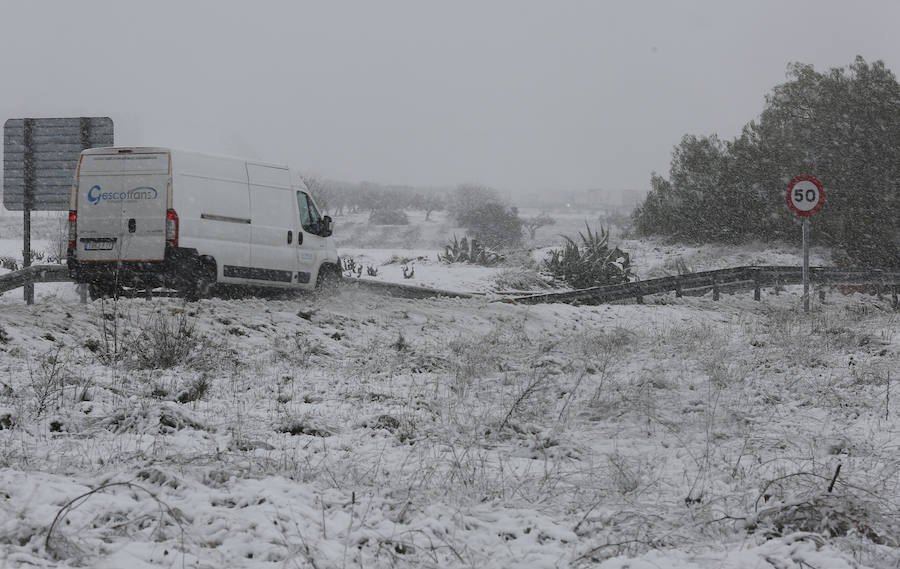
[675,277,683,298]
[751,269,761,301]
[819,287,825,303]
[712,279,720,301]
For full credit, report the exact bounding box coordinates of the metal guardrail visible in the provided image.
[0,264,70,294]
[2,264,898,306]
[508,266,900,306]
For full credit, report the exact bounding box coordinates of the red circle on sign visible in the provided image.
[786,175,825,217]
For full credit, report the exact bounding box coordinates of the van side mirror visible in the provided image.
[320,216,333,237]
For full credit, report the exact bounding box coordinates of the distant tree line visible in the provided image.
[632,56,900,268]
[304,177,548,249]
[302,177,446,220]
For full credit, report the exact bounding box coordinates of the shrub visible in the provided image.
[448,184,523,248]
[126,310,199,369]
[368,209,409,225]
[438,235,505,266]
[542,224,633,289]
[29,347,70,417]
[342,257,363,278]
[457,202,523,249]
[176,375,211,403]
[277,415,332,437]
[0,256,18,271]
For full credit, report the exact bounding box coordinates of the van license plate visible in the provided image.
[84,241,114,251]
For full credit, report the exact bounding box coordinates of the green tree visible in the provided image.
[756,58,900,265]
[449,184,523,249]
[633,57,900,267]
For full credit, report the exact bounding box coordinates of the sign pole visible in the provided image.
[786,175,824,314]
[23,118,35,305]
[802,217,810,312]
[78,117,91,304]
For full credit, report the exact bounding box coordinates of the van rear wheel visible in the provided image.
[88,283,118,301]
[185,262,216,302]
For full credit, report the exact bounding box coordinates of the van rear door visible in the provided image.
[76,151,169,262]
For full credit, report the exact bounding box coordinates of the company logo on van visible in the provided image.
[87,185,159,206]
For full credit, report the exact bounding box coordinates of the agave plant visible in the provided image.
[438,235,505,266]
[542,224,632,289]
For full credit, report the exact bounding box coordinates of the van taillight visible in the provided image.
[166,209,179,247]
[68,210,77,249]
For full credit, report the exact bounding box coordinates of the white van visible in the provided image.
[66,147,341,300]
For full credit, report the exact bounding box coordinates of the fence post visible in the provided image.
[892,285,899,310]
[675,277,683,298]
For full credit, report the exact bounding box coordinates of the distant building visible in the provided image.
[518,187,646,213]
[581,188,645,211]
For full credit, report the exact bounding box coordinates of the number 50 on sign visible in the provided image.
[786,175,825,216]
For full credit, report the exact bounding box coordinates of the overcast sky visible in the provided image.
[3,1,900,195]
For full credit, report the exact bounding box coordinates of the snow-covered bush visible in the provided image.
[492,268,552,292]
[0,256,18,270]
[125,310,199,370]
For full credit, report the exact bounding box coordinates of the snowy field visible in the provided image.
[1,210,898,568]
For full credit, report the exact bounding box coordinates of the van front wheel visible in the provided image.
[314,265,342,295]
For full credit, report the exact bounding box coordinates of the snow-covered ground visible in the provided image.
[1,210,897,568]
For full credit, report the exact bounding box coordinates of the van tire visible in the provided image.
[314,264,342,295]
[88,283,118,302]
[185,259,216,302]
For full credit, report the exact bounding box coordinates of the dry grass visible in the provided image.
[0,285,898,567]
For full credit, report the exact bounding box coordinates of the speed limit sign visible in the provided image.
[786,175,825,216]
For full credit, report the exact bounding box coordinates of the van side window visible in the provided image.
[297,191,322,233]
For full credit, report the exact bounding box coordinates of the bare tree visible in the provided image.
[523,212,556,240]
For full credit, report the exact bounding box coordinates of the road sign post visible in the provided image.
[802,216,809,310]
[3,117,113,304]
[23,119,35,304]
[786,175,825,312]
